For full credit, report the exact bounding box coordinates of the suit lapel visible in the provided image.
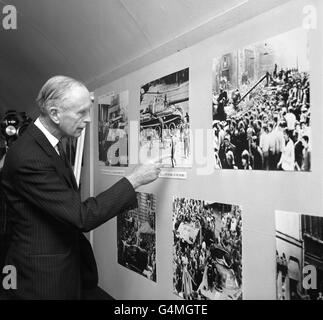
[27,124,78,191]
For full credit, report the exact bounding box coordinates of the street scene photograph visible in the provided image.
[276,210,323,300]
[117,193,157,282]
[98,91,129,167]
[173,197,242,300]
[212,28,310,171]
[140,68,191,168]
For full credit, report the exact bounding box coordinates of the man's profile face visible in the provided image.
[58,86,92,138]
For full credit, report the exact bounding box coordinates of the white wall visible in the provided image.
[276,211,302,241]
[89,0,323,300]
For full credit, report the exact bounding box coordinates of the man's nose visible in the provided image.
[84,113,91,123]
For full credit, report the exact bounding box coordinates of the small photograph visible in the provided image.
[117,192,157,282]
[212,28,310,171]
[139,68,191,168]
[173,197,242,300]
[98,91,129,167]
[276,211,323,300]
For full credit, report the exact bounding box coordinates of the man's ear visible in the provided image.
[48,104,60,124]
[90,92,94,103]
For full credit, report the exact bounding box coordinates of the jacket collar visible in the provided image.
[34,118,59,152]
[26,123,78,191]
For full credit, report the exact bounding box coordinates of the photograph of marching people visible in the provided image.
[117,193,157,282]
[276,211,323,300]
[173,197,242,300]
[139,68,191,168]
[212,28,310,171]
[98,90,129,167]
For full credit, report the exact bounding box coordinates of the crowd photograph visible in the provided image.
[98,91,129,167]
[117,193,157,282]
[212,28,310,171]
[173,197,242,300]
[276,211,323,300]
[139,68,191,168]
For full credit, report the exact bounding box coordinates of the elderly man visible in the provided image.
[1,76,162,300]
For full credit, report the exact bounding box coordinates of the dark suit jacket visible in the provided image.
[1,124,137,299]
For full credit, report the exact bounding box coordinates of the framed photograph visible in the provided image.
[139,68,191,168]
[173,197,242,300]
[98,91,129,167]
[117,192,157,282]
[276,210,323,300]
[212,28,310,171]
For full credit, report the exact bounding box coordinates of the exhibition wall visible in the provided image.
[88,0,323,299]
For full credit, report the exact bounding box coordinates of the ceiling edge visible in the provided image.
[86,0,292,90]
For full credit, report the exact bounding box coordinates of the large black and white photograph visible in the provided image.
[212,28,310,171]
[276,211,323,300]
[117,192,157,282]
[173,197,242,300]
[98,91,129,167]
[139,68,191,168]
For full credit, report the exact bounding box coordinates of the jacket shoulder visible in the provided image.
[3,131,46,173]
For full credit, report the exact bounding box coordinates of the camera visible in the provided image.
[0,110,32,149]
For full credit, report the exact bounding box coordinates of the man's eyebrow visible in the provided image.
[79,105,90,112]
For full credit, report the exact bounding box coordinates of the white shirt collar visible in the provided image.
[34,117,60,152]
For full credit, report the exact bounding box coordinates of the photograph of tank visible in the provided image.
[212,28,310,171]
[117,192,157,282]
[98,90,129,167]
[139,68,191,168]
[173,197,242,300]
[276,211,323,300]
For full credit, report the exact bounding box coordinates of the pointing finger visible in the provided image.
[152,154,171,164]
[154,162,170,169]
[144,154,170,165]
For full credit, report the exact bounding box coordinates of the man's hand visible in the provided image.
[125,155,169,189]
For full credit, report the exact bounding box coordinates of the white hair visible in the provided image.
[36,75,87,115]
